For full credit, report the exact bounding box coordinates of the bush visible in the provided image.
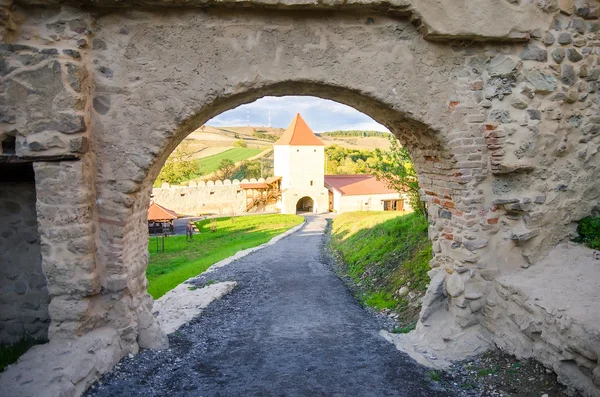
[574,216,600,249]
[233,139,247,148]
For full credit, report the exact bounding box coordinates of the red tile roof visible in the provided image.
[274,113,324,146]
[324,175,397,196]
[148,201,178,221]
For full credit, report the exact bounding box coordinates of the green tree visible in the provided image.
[371,135,425,215]
[233,139,247,148]
[155,142,201,186]
[240,160,262,179]
[217,158,236,180]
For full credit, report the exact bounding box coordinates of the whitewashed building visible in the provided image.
[324,174,410,213]
[273,114,329,214]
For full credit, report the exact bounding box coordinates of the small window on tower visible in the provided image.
[314,149,316,152]
[297,149,299,152]
[310,180,313,186]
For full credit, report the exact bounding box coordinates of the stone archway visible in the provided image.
[296,196,315,214]
[2,2,599,395]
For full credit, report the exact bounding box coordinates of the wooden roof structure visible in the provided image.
[148,201,178,221]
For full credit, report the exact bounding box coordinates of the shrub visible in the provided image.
[574,216,600,249]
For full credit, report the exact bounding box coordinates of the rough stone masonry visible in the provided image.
[0,0,599,396]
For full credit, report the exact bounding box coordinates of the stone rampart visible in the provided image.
[151,178,277,216]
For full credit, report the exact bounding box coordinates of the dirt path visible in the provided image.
[86,215,448,397]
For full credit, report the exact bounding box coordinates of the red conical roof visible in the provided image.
[274,113,324,146]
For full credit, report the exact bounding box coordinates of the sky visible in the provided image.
[206,96,390,133]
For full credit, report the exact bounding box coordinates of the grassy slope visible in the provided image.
[329,211,432,329]
[198,148,262,175]
[147,214,303,298]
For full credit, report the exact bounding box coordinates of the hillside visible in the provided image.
[183,125,392,156]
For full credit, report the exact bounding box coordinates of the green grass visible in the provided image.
[199,148,262,176]
[574,216,600,249]
[0,337,47,372]
[428,370,442,382]
[147,214,303,298]
[329,211,432,324]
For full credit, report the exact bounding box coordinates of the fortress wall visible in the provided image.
[151,179,276,216]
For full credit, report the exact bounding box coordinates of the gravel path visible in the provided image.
[86,215,448,397]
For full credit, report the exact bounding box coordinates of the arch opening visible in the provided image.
[93,82,473,358]
[296,196,315,214]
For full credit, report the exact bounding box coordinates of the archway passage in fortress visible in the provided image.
[1,2,599,395]
[295,196,315,213]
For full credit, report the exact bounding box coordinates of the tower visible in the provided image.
[274,114,329,214]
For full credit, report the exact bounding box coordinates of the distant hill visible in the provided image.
[318,130,389,138]
[184,125,391,154]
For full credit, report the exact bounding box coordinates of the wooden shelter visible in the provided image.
[148,201,177,234]
[240,176,282,212]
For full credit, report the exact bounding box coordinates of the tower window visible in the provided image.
[314,149,316,152]
[297,149,299,152]
[310,180,313,186]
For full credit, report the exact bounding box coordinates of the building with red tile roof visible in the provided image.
[324,174,410,213]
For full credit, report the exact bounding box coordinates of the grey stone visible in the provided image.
[510,98,528,109]
[439,209,452,219]
[557,32,572,44]
[489,109,511,123]
[93,96,111,115]
[561,64,577,86]
[511,229,540,241]
[92,38,107,50]
[463,239,488,251]
[585,68,600,82]
[62,49,81,59]
[520,45,547,62]
[527,109,541,120]
[492,198,519,205]
[534,195,546,204]
[570,18,586,34]
[13,280,27,295]
[446,272,465,298]
[488,55,518,77]
[542,32,555,46]
[97,66,114,78]
[552,48,566,63]
[566,48,583,62]
[524,69,557,93]
[66,63,82,93]
[465,292,483,300]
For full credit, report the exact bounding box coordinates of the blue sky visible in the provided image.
[207,96,390,133]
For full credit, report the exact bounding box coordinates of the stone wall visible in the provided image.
[151,179,277,216]
[0,179,49,344]
[484,243,600,397]
[0,1,599,395]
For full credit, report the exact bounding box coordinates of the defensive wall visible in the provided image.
[151,178,277,216]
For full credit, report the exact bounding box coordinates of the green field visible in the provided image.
[199,148,263,176]
[147,214,303,299]
[330,211,431,329]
